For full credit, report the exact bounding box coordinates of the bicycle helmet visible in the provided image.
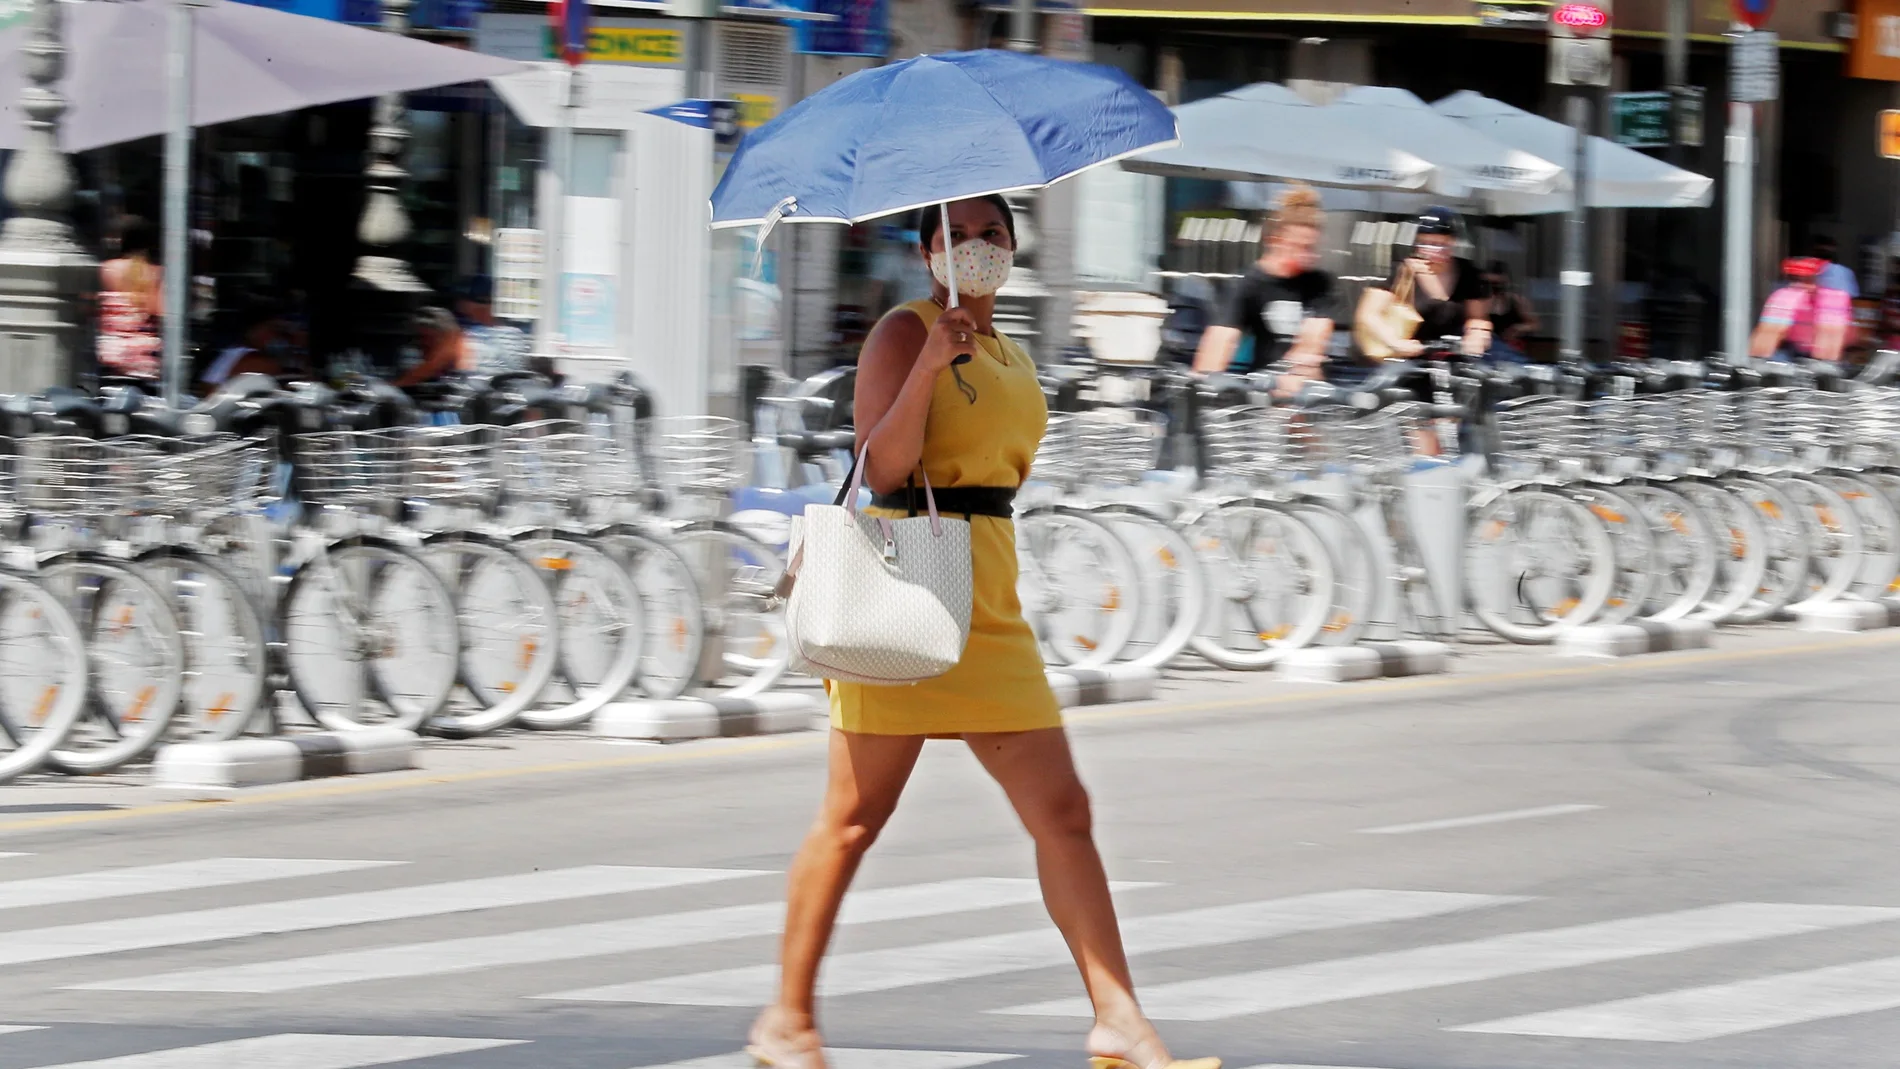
[1781,256,1825,281]
[1415,206,1459,237]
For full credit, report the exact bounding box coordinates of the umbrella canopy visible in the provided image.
[709,49,1178,229]
[0,0,527,152]
[1322,86,1567,200]
[1432,90,1714,214]
[1120,82,1435,192]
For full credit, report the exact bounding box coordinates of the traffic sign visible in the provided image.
[1731,29,1779,103]
[1731,0,1773,31]
[1612,91,1671,148]
[1881,110,1900,161]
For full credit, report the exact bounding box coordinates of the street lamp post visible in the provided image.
[0,0,95,395]
[351,0,428,368]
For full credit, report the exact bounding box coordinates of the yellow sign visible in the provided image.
[736,93,779,130]
[585,27,682,65]
[1882,109,1900,159]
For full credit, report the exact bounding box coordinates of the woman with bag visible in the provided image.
[1354,206,1492,361]
[749,195,1217,1069]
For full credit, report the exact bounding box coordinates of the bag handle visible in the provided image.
[1392,260,1416,307]
[837,443,944,535]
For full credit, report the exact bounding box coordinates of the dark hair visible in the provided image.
[1812,234,1838,256]
[456,275,495,304]
[118,215,155,258]
[916,195,1016,253]
[1484,260,1510,278]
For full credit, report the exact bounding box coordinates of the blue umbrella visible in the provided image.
[710,49,1177,230]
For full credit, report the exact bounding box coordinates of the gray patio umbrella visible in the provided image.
[0,0,528,152]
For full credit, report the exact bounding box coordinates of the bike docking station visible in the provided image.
[1276,457,1465,683]
[1792,598,1900,633]
[153,727,419,796]
[1555,618,1715,657]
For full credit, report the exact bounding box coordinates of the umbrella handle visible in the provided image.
[940,202,959,310]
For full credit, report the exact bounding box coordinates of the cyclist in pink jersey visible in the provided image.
[1751,256,1850,362]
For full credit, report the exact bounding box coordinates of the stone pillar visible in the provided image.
[349,0,428,369]
[0,0,96,394]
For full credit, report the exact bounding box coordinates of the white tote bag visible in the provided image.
[782,448,973,685]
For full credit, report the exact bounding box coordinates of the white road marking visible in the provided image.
[0,858,397,913]
[80,877,1059,993]
[0,1026,46,1035]
[0,866,764,968]
[640,1050,1021,1069]
[16,1033,522,1068]
[553,889,1518,1007]
[1356,804,1602,836]
[1456,953,1900,1042]
[998,902,1900,1021]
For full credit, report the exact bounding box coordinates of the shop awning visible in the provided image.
[1121,82,1436,192]
[0,0,528,153]
[1432,90,1714,214]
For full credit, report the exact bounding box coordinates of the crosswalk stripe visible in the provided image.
[642,1050,1022,1068]
[0,853,28,859]
[0,865,764,969]
[1454,954,1900,1042]
[17,1033,523,1068]
[997,902,1900,1021]
[0,1026,46,1035]
[0,858,398,913]
[552,889,1519,1007]
[81,877,1057,993]
[537,879,1161,1006]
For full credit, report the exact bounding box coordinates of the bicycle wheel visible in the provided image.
[0,568,89,784]
[1018,506,1143,669]
[513,532,645,730]
[36,553,187,774]
[135,547,269,743]
[1465,487,1616,644]
[1288,500,1375,647]
[670,520,788,698]
[281,536,460,732]
[1723,476,1811,624]
[1570,486,1656,627]
[421,532,562,738]
[1621,484,1719,623]
[1088,502,1207,670]
[1860,471,1900,598]
[597,525,705,700]
[1184,500,1335,669]
[1776,475,1865,608]
[1818,473,1900,600]
[1679,479,1769,624]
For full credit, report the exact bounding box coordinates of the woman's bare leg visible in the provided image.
[750,728,926,1068]
[965,728,1180,1068]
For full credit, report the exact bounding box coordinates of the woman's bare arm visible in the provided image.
[852,306,976,494]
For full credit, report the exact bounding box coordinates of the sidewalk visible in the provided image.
[3,620,1895,826]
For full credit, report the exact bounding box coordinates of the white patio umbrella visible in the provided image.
[1321,85,1568,201]
[0,0,528,152]
[1432,90,1714,214]
[1120,82,1436,192]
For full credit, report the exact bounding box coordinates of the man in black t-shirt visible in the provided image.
[1193,194,1343,385]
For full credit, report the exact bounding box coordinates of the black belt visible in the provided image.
[871,484,1017,519]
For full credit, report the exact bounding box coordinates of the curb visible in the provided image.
[1047,665,1160,707]
[593,693,822,741]
[1277,641,1452,684]
[153,727,418,795]
[1556,619,1713,657]
[1793,599,1900,633]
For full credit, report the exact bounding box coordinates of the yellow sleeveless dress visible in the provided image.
[828,299,1062,736]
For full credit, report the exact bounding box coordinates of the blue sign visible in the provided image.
[409,0,483,30]
[795,0,887,56]
[228,0,385,24]
[560,273,618,349]
[647,99,741,148]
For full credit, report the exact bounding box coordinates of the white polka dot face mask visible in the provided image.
[930,238,1014,300]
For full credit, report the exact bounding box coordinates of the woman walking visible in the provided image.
[747,195,1216,1069]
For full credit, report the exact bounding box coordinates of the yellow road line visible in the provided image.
[6,631,1895,834]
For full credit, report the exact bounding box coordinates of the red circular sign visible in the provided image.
[1551,3,1610,30]
[1732,0,1774,30]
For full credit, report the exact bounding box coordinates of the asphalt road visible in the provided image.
[0,630,1897,1069]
